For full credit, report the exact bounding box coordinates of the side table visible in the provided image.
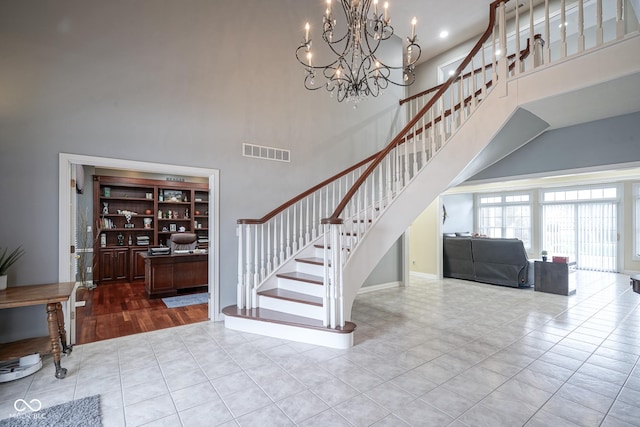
[534,261,576,296]
[631,274,640,294]
[0,282,74,379]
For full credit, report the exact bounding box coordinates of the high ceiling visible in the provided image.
[390,0,496,63]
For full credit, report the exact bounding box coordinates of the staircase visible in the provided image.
[224,0,640,348]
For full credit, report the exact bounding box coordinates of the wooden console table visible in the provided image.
[0,282,74,379]
[140,252,208,298]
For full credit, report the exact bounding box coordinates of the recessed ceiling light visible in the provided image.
[439,30,449,39]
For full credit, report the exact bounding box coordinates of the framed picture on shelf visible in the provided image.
[169,223,177,232]
[163,190,183,202]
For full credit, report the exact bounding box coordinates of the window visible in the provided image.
[477,193,531,248]
[541,185,619,271]
[634,184,640,259]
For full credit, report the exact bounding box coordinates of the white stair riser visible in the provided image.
[295,262,324,276]
[224,316,354,349]
[277,277,324,297]
[258,295,324,320]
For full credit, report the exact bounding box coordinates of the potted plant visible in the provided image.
[541,250,548,262]
[0,246,25,290]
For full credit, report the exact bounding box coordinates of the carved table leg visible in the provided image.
[55,302,73,355]
[46,302,67,379]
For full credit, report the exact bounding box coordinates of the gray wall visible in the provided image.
[0,0,406,342]
[469,111,640,182]
[363,237,404,287]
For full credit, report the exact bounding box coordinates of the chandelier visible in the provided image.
[296,0,421,105]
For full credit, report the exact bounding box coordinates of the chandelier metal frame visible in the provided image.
[296,0,421,104]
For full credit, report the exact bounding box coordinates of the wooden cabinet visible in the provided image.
[93,176,209,285]
[98,248,129,283]
[130,247,148,281]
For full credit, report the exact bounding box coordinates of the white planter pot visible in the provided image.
[0,275,7,291]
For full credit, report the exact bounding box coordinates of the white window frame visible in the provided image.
[633,183,640,260]
[539,184,621,271]
[475,191,532,249]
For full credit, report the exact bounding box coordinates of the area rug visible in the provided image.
[162,292,208,308]
[0,394,100,427]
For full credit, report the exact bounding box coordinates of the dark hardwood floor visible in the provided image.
[75,281,208,345]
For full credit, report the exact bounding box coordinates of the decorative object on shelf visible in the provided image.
[100,234,106,248]
[185,209,189,219]
[117,233,124,246]
[158,210,163,219]
[163,190,183,202]
[102,202,109,214]
[144,218,152,229]
[0,246,25,290]
[128,235,132,246]
[103,187,110,197]
[145,209,152,215]
[295,0,421,105]
[541,250,548,262]
[170,224,177,232]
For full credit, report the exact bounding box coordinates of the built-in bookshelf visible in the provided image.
[93,175,209,285]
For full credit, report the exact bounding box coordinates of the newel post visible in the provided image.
[237,223,245,308]
[322,218,345,329]
[245,224,254,309]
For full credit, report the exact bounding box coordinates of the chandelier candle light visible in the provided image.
[296,0,421,105]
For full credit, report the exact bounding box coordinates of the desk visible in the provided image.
[534,261,576,296]
[0,282,74,379]
[139,252,208,298]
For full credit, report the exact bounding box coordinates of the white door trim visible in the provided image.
[58,153,221,344]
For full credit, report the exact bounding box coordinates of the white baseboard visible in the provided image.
[357,281,402,294]
[410,271,438,280]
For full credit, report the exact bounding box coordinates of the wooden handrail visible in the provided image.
[399,35,538,144]
[323,0,509,225]
[400,41,524,106]
[237,152,378,224]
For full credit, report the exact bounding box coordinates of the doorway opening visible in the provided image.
[58,153,220,345]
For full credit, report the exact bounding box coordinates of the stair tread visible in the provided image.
[222,305,356,334]
[276,271,323,285]
[259,288,323,306]
[295,257,325,266]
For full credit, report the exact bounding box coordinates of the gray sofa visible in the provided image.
[443,235,534,288]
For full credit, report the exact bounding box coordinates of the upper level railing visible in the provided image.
[236,0,637,326]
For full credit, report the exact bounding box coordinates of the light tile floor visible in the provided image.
[1,271,640,426]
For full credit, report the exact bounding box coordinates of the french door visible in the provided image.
[542,201,618,272]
